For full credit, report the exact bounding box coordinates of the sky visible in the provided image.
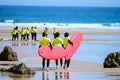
[0,0,120,7]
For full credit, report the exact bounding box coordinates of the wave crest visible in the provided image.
[0,22,120,30]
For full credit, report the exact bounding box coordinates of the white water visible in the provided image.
[0,22,120,30]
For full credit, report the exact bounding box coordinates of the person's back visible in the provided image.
[31,27,34,40]
[26,28,30,40]
[52,32,63,69]
[15,26,19,40]
[26,28,30,34]
[63,37,70,48]
[53,28,58,35]
[39,32,52,71]
[34,27,37,41]
[53,32,63,45]
[63,32,73,70]
[34,27,37,33]
[20,28,25,35]
[39,33,51,46]
[20,28,26,40]
[44,27,48,36]
[11,28,17,40]
[63,32,71,48]
[12,28,17,35]
[31,27,34,33]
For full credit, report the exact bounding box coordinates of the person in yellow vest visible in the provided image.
[31,27,34,41]
[15,26,19,40]
[20,28,26,41]
[53,32,64,69]
[39,32,52,71]
[23,28,26,40]
[53,28,58,38]
[11,28,17,41]
[34,27,37,41]
[44,27,48,36]
[26,27,30,40]
[63,32,73,70]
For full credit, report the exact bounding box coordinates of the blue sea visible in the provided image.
[0,5,120,29]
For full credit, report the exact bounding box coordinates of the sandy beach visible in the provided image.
[0,27,120,40]
[0,27,120,80]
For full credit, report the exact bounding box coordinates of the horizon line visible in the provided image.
[0,4,120,8]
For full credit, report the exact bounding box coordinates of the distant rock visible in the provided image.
[103,51,120,68]
[0,46,18,61]
[0,63,36,75]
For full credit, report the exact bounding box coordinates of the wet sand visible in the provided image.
[0,60,120,73]
[0,27,120,40]
[0,27,120,80]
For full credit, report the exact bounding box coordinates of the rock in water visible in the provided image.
[103,51,120,68]
[8,63,36,74]
[0,63,36,75]
[0,46,18,61]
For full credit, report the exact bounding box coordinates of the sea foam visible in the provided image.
[0,22,120,30]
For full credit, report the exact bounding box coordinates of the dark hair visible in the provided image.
[55,32,60,37]
[16,26,18,29]
[42,32,46,37]
[64,32,69,37]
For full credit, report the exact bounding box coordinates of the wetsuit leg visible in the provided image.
[47,59,50,68]
[67,59,71,68]
[42,58,45,68]
[60,58,63,67]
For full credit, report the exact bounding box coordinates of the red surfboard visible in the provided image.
[65,32,82,60]
[38,46,66,60]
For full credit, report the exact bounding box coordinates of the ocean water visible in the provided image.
[0,5,120,29]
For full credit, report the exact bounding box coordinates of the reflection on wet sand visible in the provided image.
[12,40,37,46]
[42,71,49,80]
[42,71,70,80]
[12,41,19,46]
[55,72,70,80]
[64,72,70,80]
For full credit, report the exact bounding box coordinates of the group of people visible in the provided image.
[39,27,73,71]
[11,26,37,41]
[12,26,73,71]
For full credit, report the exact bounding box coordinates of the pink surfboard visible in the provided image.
[38,46,66,60]
[65,32,82,60]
